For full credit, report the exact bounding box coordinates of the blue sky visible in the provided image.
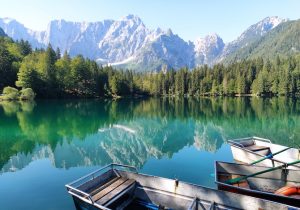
[0,0,299,42]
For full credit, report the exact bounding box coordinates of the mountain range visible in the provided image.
[0,15,298,71]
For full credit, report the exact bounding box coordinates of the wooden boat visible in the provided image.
[228,136,300,169]
[215,161,300,208]
[66,163,297,210]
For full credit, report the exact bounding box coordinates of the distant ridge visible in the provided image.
[223,19,300,63]
[0,15,296,71]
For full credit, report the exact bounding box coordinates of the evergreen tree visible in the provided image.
[19,39,32,56]
[0,44,16,90]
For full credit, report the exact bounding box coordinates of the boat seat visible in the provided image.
[246,145,271,156]
[91,177,135,206]
[246,145,270,152]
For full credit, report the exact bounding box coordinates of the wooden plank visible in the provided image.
[88,177,120,196]
[92,177,128,201]
[97,179,135,205]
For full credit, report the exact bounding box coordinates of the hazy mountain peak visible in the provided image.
[165,28,173,36]
[197,33,222,45]
[194,33,224,66]
[259,16,287,29]
[0,15,294,71]
[122,14,142,21]
[119,14,144,28]
[217,16,287,63]
[241,16,286,38]
[1,17,16,24]
[207,33,221,40]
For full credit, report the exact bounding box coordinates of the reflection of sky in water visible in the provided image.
[0,98,299,210]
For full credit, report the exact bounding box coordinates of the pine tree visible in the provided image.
[19,39,32,56]
[55,47,61,60]
[0,44,16,90]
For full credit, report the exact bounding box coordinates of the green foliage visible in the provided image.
[18,39,32,56]
[0,86,35,101]
[19,88,35,100]
[1,86,19,100]
[225,20,300,63]
[0,40,17,90]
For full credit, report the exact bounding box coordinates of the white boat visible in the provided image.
[65,163,295,210]
[228,136,300,169]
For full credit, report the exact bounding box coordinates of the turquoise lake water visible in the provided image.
[0,97,299,210]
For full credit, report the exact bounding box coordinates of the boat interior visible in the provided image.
[229,137,272,156]
[229,137,300,161]
[215,161,300,198]
[66,164,229,210]
[66,164,288,210]
[65,163,300,210]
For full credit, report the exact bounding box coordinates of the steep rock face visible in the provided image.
[97,15,151,62]
[119,29,195,71]
[218,16,287,62]
[0,27,6,37]
[0,18,44,47]
[45,19,114,58]
[194,33,224,66]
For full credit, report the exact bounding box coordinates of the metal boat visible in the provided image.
[228,136,300,169]
[66,163,297,210]
[215,161,300,208]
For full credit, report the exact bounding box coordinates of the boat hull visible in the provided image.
[66,164,297,210]
[215,161,300,208]
[229,137,300,170]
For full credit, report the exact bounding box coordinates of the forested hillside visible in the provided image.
[0,36,300,98]
[224,19,300,63]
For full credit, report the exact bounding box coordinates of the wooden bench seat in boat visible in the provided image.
[88,177,136,206]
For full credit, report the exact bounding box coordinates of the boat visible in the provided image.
[228,136,300,169]
[215,161,300,208]
[66,163,297,210]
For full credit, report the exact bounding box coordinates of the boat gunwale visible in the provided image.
[214,161,300,205]
[228,136,272,145]
[66,163,299,210]
[227,137,300,168]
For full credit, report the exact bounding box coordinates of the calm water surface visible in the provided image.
[0,97,299,210]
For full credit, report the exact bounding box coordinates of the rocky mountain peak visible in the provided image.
[0,15,289,71]
[194,33,224,66]
[217,16,286,62]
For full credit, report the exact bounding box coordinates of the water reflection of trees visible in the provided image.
[0,97,299,172]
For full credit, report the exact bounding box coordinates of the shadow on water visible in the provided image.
[0,97,299,172]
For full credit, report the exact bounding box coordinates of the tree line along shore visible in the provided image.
[1,36,300,100]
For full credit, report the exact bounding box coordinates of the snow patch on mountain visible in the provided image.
[218,16,287,62]
[194,33,224,66]
[0,15,287,70]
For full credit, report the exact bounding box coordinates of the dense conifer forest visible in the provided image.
[1,36,300,98]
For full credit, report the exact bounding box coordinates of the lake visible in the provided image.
[0,97,299,210]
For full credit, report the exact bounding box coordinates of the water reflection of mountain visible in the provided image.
[0,98,299,173]
[1,118,217,172]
